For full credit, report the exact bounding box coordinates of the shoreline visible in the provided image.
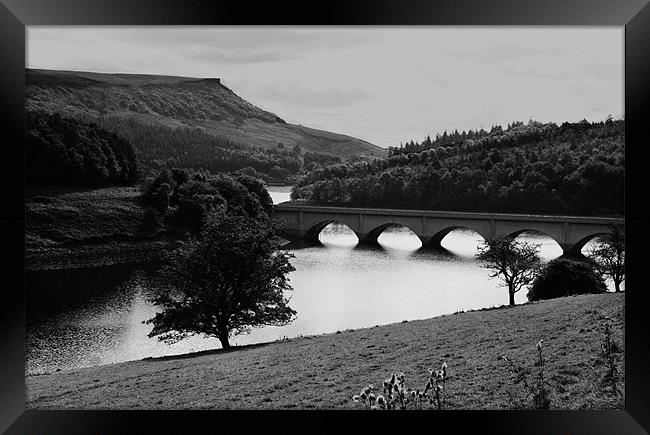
[26,186,189,271]
[26,236,184,272]
[23,300,524,377]
[26,292,624,410]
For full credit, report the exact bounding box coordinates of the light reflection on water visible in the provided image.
[26,187,619,374]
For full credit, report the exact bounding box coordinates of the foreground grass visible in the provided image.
[26,292,624,410]
[26,187,182,270]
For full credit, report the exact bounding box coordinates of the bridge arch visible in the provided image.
[422,226,489,250]
[570,232,609,257]
[304,220,334,245]
[505,229,567,259]
[304,220,359,246]
[359,223,421,247]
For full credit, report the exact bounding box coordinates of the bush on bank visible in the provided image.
[527,259,607,302]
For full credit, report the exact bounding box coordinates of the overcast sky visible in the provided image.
[27,27,623,148]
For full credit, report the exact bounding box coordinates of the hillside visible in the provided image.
[26,292,624,410]
[26,69,386,162]
[25,187,181,270]
[292,119,624,216]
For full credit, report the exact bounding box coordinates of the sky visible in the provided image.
[27,27,623,148]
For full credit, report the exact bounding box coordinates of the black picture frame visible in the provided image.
[1,0,649,433]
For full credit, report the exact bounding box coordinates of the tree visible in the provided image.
[586,225,625,292]
[476,236,542,306]
[527,259,607,301]
[145,210,296,349]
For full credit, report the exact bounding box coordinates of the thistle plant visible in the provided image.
[599,320,621,396]
[352,384,377,409]
[502,339,551,409]
[352,362,449,410]
[427,361,448,410]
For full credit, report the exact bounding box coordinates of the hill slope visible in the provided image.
[26,292,623,409]
[26,69,386,160]
[292,119,624,216]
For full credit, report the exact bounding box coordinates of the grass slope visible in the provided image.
[26,187,181,270]
[26,68,386,159]
[25,293,624,410]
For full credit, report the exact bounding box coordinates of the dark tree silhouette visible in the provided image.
[142,168,272,235]
[476,237,542,306]
[586,225,625,292]
[145,210,296,349]
[527,259,607,301]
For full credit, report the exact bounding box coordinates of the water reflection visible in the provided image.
[377,225,422,254]
[440,228,485,258]
[512,230,564,261]
[581,236,605,255]
[319,222,358,248]
[266,185,292,204]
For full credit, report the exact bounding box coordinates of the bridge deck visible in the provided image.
[273,202,624,224]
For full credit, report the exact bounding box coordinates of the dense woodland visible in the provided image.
[89,116,308,183]
[27,108,625,217]
[27,111,138,186]
[27,111,344,186]
[291,118,624,216]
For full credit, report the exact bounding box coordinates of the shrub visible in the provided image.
[598,319,622,396]
[527,259,607,301]
[141,206,162,232]
[502,339,552,409]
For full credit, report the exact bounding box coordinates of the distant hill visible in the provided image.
[292,119,624,216]
[26,69,386,161]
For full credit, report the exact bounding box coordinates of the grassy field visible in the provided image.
[25,292,624,410]
[26,186,182,270]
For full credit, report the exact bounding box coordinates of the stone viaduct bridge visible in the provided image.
[272,203,624,256]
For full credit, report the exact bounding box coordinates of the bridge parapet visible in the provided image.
[272,202,624,255]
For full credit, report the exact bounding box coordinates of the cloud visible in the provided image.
[416,67,453,90]
[254,83,374,108]
[440,43,567,63]
[498,65,574,80]
[122,28,378,65]
[499,61,621,82]
[182,47,295,64]
[576,61,622,81]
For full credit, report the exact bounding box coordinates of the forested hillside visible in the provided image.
[90,115,305,182]
[291,119,624,216]
[27,111,138,186]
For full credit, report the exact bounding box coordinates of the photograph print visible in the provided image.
[25,26,625,410]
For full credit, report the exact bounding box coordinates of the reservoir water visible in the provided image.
[26,186,614,374]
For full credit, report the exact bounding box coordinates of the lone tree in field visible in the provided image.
[476,236,542,306]
[145,209,296,349]
[586,225,625,292]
